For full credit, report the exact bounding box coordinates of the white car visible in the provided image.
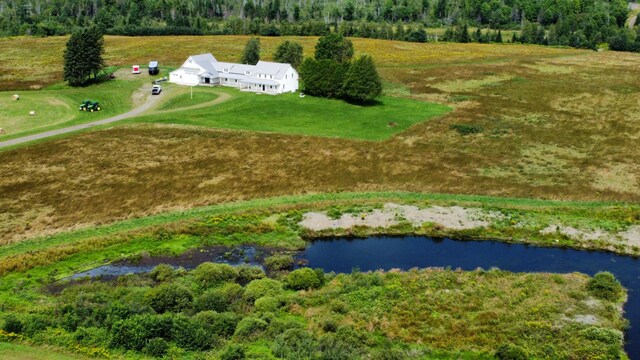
[151,85,162,95]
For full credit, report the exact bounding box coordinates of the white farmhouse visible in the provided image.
[169,53,299,95]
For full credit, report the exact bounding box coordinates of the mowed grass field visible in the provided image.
[1,36,639,243]
[136,88,450,141]
[0,73,148,141]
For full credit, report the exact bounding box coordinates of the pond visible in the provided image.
[67,236,640,356]
[68,245,269,279]
[297,236,640,357]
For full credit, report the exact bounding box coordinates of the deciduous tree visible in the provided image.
[274,40,303,68]
[241,37,261,65]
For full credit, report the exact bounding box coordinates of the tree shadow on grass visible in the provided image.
[343,98,384,107]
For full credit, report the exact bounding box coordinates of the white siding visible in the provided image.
[169,69,200,86]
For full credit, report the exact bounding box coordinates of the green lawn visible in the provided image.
[0,72,149,142]
[158,88,219,111]
[0,343,88,360]
[136,88,452,141]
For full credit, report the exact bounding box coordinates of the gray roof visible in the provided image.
[188,53,219,75]
[216,62,255,75]
[254,61,293,80]
[149,61,158,67]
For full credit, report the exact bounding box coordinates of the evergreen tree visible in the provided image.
[473,28,482,42]
[395,21,406,40]
[495,30,502,43]
[274,40,303,68]
[457,23,470,43]
[300,58,349,98]
[241,37,261,64]
[314,33,354,63]
[86,27,105,79]
[343,55,382,103]
[63,27,105,86]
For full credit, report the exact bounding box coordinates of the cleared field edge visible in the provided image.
[1,191,633,260]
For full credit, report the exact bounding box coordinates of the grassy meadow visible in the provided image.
[0,36,639,242]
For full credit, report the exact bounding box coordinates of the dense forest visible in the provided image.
[0,0,637,51]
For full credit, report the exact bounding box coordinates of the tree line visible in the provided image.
[1,0,636,52]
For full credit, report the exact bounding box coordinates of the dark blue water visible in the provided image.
[297,236,640,357]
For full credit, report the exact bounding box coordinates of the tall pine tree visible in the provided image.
[343,55,382,103]
[63,27,105,86]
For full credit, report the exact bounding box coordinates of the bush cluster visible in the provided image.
[587,272,624,301]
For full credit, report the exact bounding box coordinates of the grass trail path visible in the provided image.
[0,86,230,149]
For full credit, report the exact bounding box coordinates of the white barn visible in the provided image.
[169,53,298,95]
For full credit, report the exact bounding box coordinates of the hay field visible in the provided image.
[0,36,639,242]
[0,35,580,90]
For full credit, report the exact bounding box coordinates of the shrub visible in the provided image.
[73,326,108,347]
[272,328,318,360]
[450,123,483,135]
[244,278,284,301]
[287,268,321,290]
[495,344,529,360]
[221,343,246,360]
[208,312,241,338]
[580,326,624,345]
[268,318,304,337]
[317,334,358,360]
[234,317,268,339]
[147,284,193,313]
[192,262,238,288]
[255,296,280,313]
[236,265,266,283]
[587,272,624,301]
[144,337,169,357]
[264,254,294,271]
[109,314,173,351]
[22,314,50,336]
[195,288,229,312]
[321,317,339,333]
[172,314,218,350]
[1,314,23,334]
[148,264,174,282]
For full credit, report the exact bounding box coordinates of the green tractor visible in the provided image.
[79,100,91,111]
[87,101,102,112]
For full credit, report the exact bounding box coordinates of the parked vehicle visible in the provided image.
[153,76,168,85]
[87,101,101,112]
[79,100,91,111]
[149,61,159,75]
[151,85,162,95]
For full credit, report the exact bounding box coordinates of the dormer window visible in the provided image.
[245,71,250,75]
[224,68,228,72]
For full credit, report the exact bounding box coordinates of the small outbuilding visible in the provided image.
[132,65,141,74]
